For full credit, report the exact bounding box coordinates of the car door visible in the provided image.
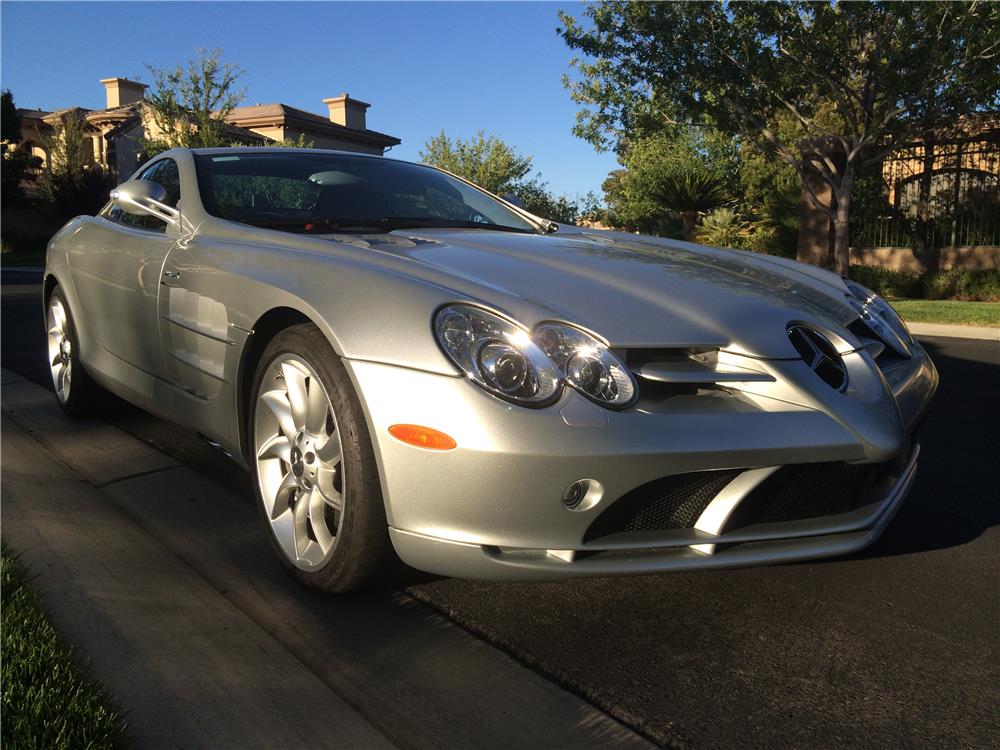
[69,158,182,382]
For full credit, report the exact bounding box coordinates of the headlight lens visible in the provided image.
[843,278,912,357]
[434,306,638,409]
[533,323,637,408]
[434,305,561,405]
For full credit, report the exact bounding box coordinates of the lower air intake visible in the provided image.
[726,461,876,529]
[584,469,741,541]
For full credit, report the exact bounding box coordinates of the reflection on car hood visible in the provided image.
[326,228,856,359]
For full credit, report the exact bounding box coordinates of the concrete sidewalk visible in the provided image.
[907,321,999,341]
[0,369,651,750]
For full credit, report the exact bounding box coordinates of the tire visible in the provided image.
[45,286,106,416]
[249,323,389,593]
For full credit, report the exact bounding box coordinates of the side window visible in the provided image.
[155,159,181,208]
[113,159,180,232]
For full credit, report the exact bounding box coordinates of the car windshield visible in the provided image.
[193,151,540,234]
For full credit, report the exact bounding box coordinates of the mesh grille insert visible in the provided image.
[725,461,876,530]
[584,469,741,542]
[584,461,885,544]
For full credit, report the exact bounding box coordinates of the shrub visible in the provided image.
[923,268,1000,301]
[696,208,787,254]
[849,265,1000,302]
[848,265,922,298]
[696,208,747,248]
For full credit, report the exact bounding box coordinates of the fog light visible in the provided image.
[561,478,603,511]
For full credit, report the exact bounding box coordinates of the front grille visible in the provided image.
[584,469,741,541]
[725,461,877,529]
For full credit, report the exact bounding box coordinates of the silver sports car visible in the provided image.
[44,147,938,592]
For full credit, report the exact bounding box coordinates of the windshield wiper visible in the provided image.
[372,217,537,234]
[242,216,538,235]
[240,217,388,233]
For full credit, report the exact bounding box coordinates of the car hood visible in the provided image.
[322,227,856,359]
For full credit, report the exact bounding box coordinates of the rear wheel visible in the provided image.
[250,324,389,593]
[46,286,104,416]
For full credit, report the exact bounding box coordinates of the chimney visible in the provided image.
[322,94,370,130]
[100,77,147,109]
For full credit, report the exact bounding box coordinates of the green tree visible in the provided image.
[1,90,21,146]
[1,90,41,204]
[263,133,315,149]
[738,142,801,256]
[560,1,1000,273]
[143,48,246,152]
[511,178,582,224]
[603,129,730,238]
[36,110,112,218]
[420,130,533,195]
[420,130,583,223]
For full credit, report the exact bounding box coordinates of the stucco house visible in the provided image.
[15,76,401,179]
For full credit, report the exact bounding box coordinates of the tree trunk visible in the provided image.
[831,173,853,277]
[681,210,697,239]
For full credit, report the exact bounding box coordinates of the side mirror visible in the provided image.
[111,179,179,224]
[501,193,525,209]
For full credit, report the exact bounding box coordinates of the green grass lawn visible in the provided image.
[1,549,128,749]
[891,299,1000,328]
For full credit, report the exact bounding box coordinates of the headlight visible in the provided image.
[434,305,562,406]
[434,305,638,409]
[843,278,912,358]
[533,322,637,408]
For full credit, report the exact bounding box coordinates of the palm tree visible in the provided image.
[654,166,729,239]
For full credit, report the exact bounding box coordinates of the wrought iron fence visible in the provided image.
[851,127,1000,251]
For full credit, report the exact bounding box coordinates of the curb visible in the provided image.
[908,322,999,342]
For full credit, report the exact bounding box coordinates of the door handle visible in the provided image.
[163,271,181,279]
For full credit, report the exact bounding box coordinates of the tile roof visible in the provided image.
[226,102,400,146]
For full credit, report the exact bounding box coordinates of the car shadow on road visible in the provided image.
[851,338,999,562]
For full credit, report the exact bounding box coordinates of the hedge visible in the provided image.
[849,266,1000,302]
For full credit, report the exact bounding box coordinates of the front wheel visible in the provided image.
[250,324,389,593]
[46,286,105,416]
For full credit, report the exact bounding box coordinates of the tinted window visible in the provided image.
[153,159,181,208]
[193,151,538,234]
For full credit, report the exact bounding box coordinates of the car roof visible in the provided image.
[183,146,410,166]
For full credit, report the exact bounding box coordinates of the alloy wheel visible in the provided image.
[254,355,345,569]
[47,297,73,403]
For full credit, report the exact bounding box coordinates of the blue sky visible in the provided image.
[0,1,617,199]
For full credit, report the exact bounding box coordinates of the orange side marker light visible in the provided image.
[388,424,457,451]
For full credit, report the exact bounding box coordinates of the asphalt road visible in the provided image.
[3,281,998,748]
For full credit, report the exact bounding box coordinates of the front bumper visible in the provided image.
[388,442,918,580]
[345,340,937,580]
